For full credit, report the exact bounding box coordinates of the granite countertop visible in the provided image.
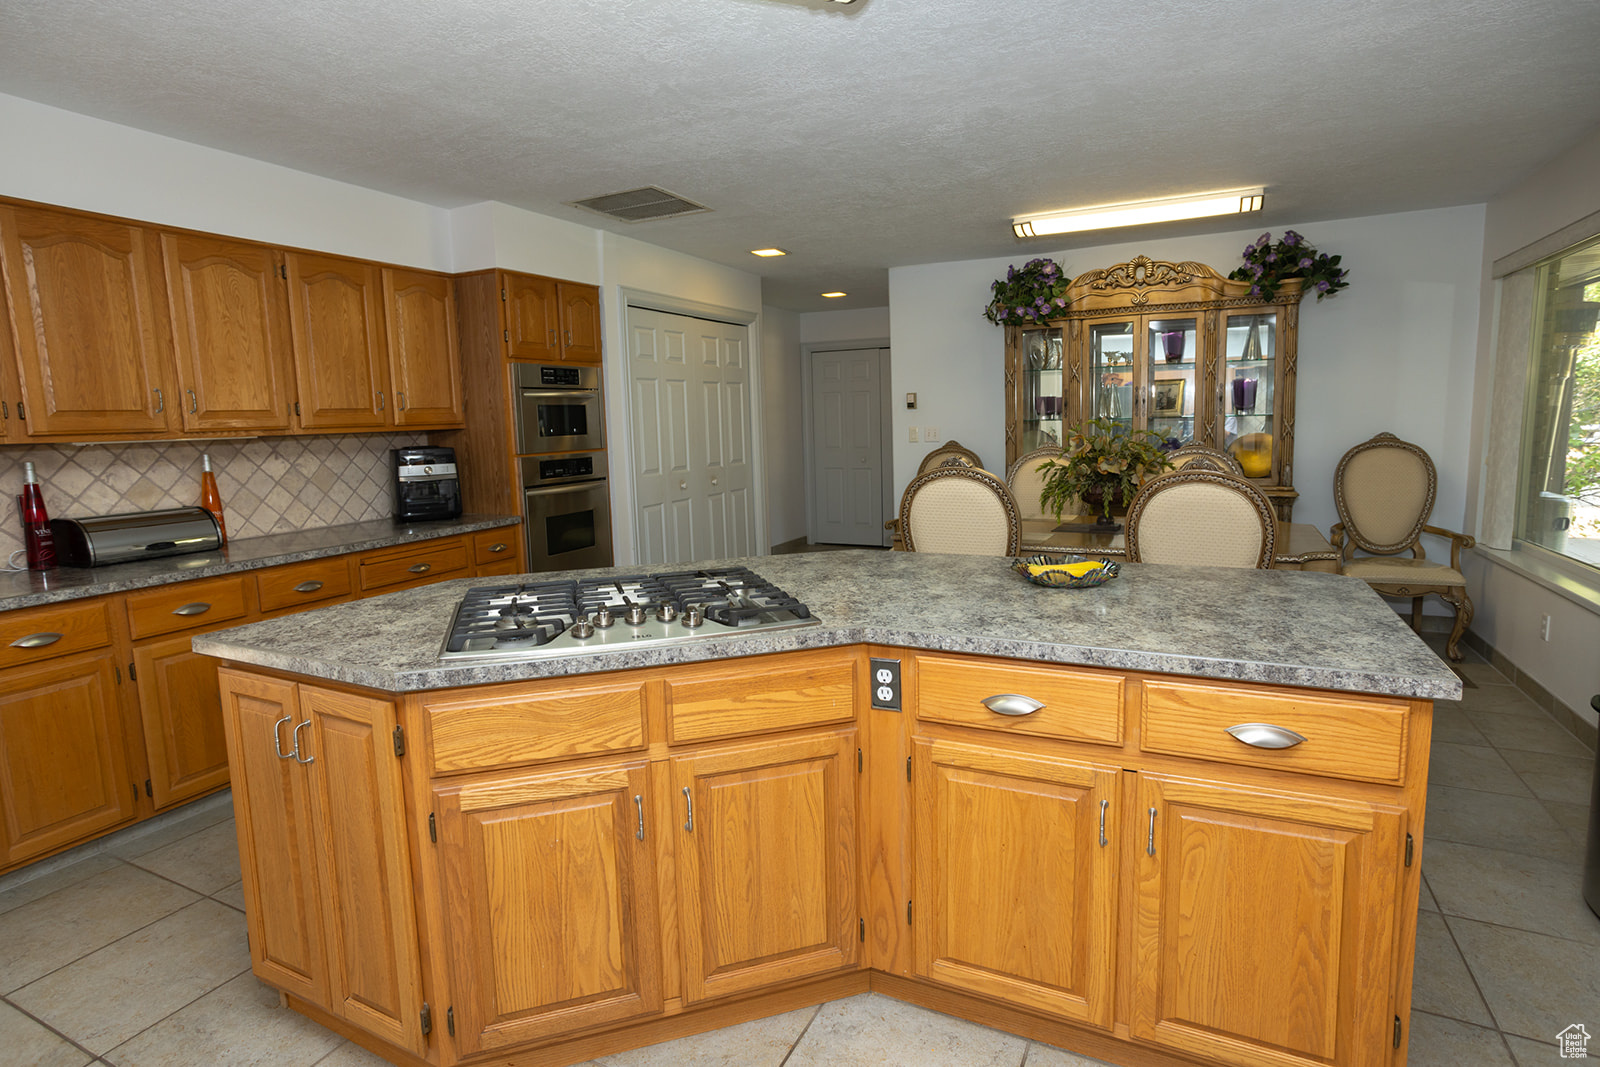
[0,514,521,611]
[193,550,1463,701]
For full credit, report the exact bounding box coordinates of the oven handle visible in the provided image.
[518,389,601,400]
[524,480,609,496]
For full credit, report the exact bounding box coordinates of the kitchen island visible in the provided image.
[197,551,1457,1067]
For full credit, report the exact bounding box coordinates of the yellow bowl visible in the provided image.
[1231,433,1273,478]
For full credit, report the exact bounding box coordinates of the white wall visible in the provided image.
[762,306,806,547]
[1464,125,1600,731]
[800,307,891,345]
[888,206,1487,542]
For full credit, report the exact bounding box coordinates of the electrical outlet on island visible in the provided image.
[924,426,939,442]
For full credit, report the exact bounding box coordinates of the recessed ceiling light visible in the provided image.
[1013,187,1265,238]
[750,248,788,257]
[821,291,847,298]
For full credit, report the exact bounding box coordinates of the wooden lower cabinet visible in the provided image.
[1129,773,1406,1067]
[0,650,134,866]
[131,633,232,809]
[219,670,427,1057]
[671,729,860,1004]
[910,736,1118,1028]
[432,759,662,1054]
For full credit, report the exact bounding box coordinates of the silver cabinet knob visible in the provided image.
[10,632,63,648]
[1225,723,1307,749]
[408,563,431,574]
[981,694,1044,716]
[172,603,212,616]
[293,581,324,593]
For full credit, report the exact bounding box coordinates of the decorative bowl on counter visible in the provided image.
[1010,553,1120,589]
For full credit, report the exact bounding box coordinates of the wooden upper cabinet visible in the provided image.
[0,203,176,437]
[0,295,23,442]
[503,272,560,361]
[160,233,295,433]
[382,267,464,427]
[284,251,389,431]
[557,281,602,363]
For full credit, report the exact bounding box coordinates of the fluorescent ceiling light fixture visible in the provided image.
[1013,188,1265,238]
[750,248,788,257]
[821,291,847,298]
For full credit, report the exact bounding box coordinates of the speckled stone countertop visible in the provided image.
[0,514,520,611]
[193,550,1462,701]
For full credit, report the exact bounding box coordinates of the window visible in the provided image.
[1516,235,1600,569]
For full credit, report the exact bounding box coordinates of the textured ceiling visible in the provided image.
[2,0,1598,312]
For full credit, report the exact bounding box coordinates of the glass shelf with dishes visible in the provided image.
[1222,311,1279,479]
[1017,326,1066,453]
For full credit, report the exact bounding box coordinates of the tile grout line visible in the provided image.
[1432,909,1505,1033]
[0,989,103,1064]
[775,1001,824,1066]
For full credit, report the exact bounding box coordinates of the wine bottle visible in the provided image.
[16,461,57,571]
[199,453,228,546]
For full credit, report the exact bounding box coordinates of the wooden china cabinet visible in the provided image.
[1004,257,1305,520]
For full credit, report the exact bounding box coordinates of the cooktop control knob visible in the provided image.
[681,606,704,628]
[625,603,648,626]
[655,603,678,623]
[569,615,595,639]
[594,607,615,629]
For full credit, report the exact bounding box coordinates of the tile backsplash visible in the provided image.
[1,434,426,566]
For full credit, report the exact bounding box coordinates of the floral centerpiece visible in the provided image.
[984,257,1069,325]
[1228,230,1349,302]
[1037,418,1174,526]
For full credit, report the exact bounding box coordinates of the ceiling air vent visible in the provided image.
[569,186,708,223]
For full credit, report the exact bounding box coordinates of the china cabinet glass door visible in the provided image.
[1222,310,1278,480]
[1089,322,1135,433]
[1019,326,1065,452]
[1145,317,1197,447]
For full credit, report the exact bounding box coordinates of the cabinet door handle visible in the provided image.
[488,543,507,553]
[293,580,324,593]
[980,694,1043,717]
[9,631,62,648]
[397,392,406,411]
[292,719,315,764]
[682,786,694,832]
[634,794,645,841]
[187,389,198,413]
[565,329,572,346]
[1147,807,1157,856]
[153,388,164,413]
[172,602,212,616]
[2,400,8,419]
[408,563,431,574]
[377,391,386,411]
[273,714,295,759]
[1099,799,1109,848]
[1225,723,1307,749]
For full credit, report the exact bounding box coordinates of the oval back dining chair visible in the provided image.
[899,466,1022,556]
[916,439,984,475]
[1005,445,1065,522]
[1331,431,1476,660]
[1125,468,1277,568]
[1167,443,1246,476]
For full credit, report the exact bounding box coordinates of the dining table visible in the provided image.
[1018,516,1341,572]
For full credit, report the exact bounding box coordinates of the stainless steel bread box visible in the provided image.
[50,507,222,567]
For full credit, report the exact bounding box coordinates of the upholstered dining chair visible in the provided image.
[898,466,1022,555]
[1166,443,1246,476]
[916,439,984,475]
[1005,445,1065,521]
[1331,432,1476,661]
[1124,468,1277,568]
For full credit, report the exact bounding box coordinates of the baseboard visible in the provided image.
[1460,629,1598,752]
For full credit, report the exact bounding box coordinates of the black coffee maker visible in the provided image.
[393,446,463,522]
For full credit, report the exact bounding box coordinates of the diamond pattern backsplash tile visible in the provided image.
[1,434,426,567]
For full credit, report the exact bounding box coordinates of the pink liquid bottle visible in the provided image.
[16,461,57,571]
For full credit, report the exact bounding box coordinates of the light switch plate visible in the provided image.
[908,426,919,443]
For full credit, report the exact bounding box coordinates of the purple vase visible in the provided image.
[1161,331,1186,362]
[1231,377,1257,412]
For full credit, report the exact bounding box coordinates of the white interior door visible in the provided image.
[629,307,755,566]
[809,348,886,545]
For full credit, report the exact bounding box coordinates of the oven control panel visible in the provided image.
[520,451,609,488]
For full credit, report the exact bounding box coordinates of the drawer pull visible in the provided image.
[1099,798,1108,848]
[488,543,507,553]
[293,580,325,593]
[172,602,212,617]
[635,794,645,841]
[682,786,694,832]
[408,563,431,574]
[273,714,295,760]
[1226,723,1308,749]
[293,719,315,764]
[10,631,63,649]
[1147,807,1157,856]
[981,694,1043,717]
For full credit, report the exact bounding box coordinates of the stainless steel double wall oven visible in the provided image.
[513,363,614,571]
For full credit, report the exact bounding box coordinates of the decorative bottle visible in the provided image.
[199,454,227,546]
[17,461,57,571]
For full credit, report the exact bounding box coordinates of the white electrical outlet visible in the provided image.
[924,426,940,442]
[1540,614,1552,641]
[908,426,919,443]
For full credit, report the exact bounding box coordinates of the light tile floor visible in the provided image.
[0,638,1593,1067]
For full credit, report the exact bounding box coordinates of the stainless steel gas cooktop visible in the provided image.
[438,566,820,663]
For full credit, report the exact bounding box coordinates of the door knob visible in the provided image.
[679,480,688,490]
